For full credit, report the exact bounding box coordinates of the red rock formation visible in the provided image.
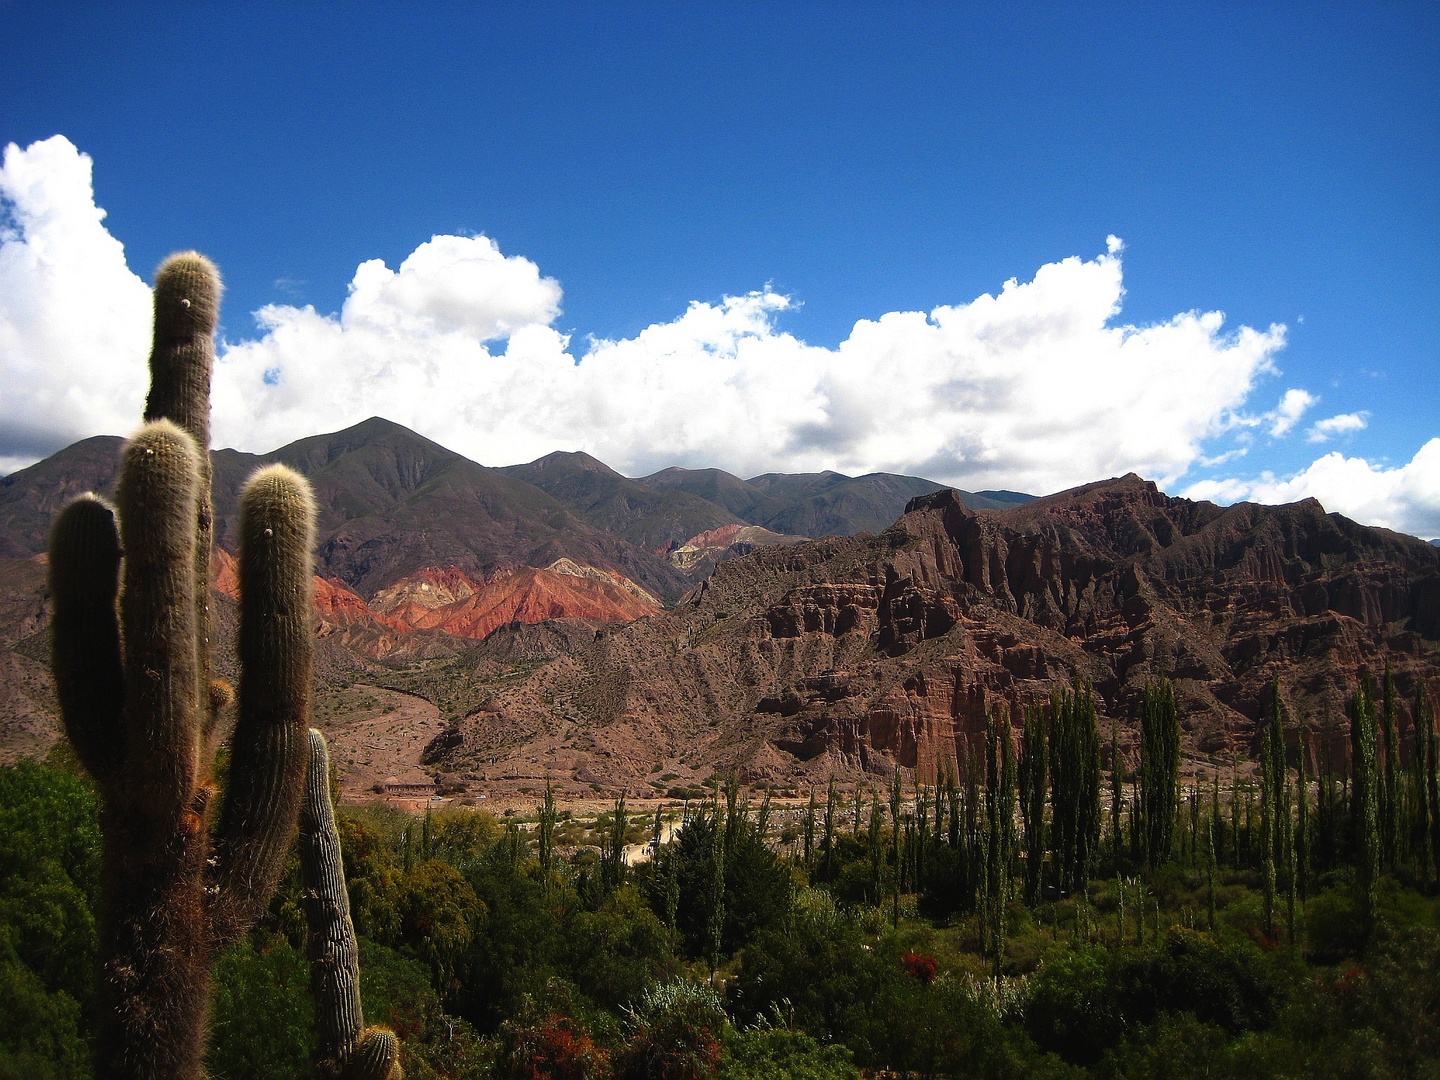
[400,565,660,640]
[668,524,806,575]
[459,477,1440,791]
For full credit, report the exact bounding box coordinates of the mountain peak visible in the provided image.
[524,450,622,476]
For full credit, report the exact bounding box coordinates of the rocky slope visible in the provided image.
[418,476,1440,799]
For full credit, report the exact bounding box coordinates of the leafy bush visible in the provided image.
[566,886,681,1011]
[615,981,726,1080]
[495,1013,611,1080]
[1025,929,1293,1066]
[206,935,313,1080]
[717,1028,859,1080]
[0,759,102,1079]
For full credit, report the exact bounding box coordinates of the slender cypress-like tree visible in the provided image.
[1001,709,1018,902]
[1231,756,1242,870]
[706,811,725,980]
[868,792,885,906]
[538,779,558,882]
[1261,721,1276,938]
[1351,679,1380,936]
[1410,683,1433,886]
[803,788,817,872]
[1211,769,1224,870]
[964,746,982,913]
[822,775,838,877]
[1264,680,1295,940]
[1140,678,1181,867]
[1077,687,1103,893]
[601,795,629,890]
[1381,662,1400,873]
[984,708,1005,972]
[1317,739,1340,876]
[890,765,904,925]
[1110,719,1124,865]
[1296,722,1310,899]
[1421,683,1440,888]
[1020,704,1048,905]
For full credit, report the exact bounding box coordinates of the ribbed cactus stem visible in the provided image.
[47,494,124,782]
[145,251,220,447]
[48,252,322,1080]
[116,419,203,822]
[145,251,221,743]
[209,465,317,946]
[300,729,401,1080]
[347,1028,402,1080]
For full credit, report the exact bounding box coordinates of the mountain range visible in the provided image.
[0,417,1026,602]
[3,418,1437,805]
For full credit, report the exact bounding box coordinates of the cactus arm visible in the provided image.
[115,420,203,824]
[209,464,318,946]
[300,729,401,1080]
[47,494,125,785]
[144,251,221,744]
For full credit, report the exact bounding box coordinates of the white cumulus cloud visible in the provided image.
[1183,440,1440,539]
[0,136,151,472]
[1306,411,1369,442]
[2,133,1361,525]
[212,246,1287,494]
[1266,388,1318,438]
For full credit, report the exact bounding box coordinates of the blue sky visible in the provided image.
[2,3,1437,534]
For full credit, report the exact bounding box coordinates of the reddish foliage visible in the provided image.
[901,950,939,984]
[497,1014,610,1080]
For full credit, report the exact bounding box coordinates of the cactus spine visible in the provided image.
[48,253,317,1080]
[300,729,402,1080]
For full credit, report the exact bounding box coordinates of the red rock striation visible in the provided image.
[211,550,658,658]
[396,565,659,640]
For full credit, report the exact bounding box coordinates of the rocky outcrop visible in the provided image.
[667,524,807,576]
[214,550,657,659]
[465,477,1440,791]
[391,565,659,641]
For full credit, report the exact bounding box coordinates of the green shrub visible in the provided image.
[0,954,90,1080]
[718,1028,859,1080]
[205,935,313,1080]
[615,981,725,1080]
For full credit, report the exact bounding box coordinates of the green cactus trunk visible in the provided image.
[48,253,318,1080]
[299,730,401,1080]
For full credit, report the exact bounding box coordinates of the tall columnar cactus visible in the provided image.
[299,729,401,1080]
[48,253,318,1080]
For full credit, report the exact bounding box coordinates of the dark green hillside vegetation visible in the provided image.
[6,667,1439,1079]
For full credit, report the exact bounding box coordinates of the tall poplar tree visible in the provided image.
[889,765,904,926]
[1296,722,1310,899]
[1264,680,1295,940]
[1260,721,1276,938]
[1140,678,1181,868]
[1077,687,1103,893]
[1020,704,1048,905]
[1111,719,1125,864]
[1420,683,1440,887]
[1351,679,1380,936]
[803,788,817,872]
[1048,691,1077,892]
[1381,662,1400,872]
